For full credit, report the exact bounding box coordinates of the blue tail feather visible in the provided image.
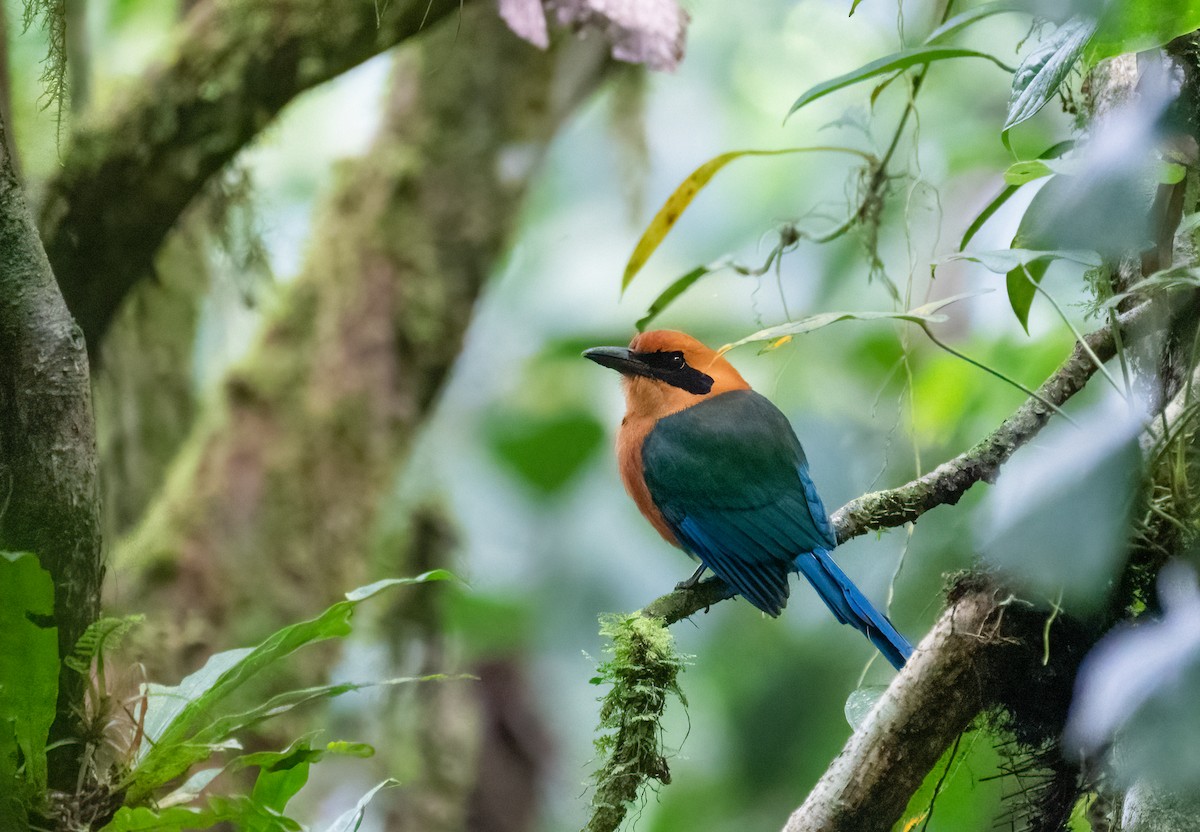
[793,549,913,670]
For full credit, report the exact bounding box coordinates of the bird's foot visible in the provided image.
[674,564,707,591]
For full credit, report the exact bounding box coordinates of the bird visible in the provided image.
[583,329,914,669]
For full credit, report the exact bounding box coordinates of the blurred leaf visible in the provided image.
[636,263,721,331]
[787,47,1011,121]
[446,592,533,658]
[925,2,1026,44]
[1160,161,1188,184]
[944,247,1100,332]
[0,551,58,797]
[718,291,988,353]
[844,685,887,729]
[1066,563,1200,791]
[1003,18,1096,143]
[486,411,605,495]
[622,147,871,292]
[1086,0,1200,66]
[978,399,1142,611]
[320,779,398,832]
[1103,265,1200,309]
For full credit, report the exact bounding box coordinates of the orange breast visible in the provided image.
[616,414,679,546]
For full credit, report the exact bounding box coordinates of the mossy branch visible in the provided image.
[39,0,477,355]
[585,614,689,832]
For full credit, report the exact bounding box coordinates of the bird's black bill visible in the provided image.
[582,346,640,373]
[582,346,714,395]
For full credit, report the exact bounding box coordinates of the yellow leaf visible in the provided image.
[620,146,874,293]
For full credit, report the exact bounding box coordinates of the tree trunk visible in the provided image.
[0,111,102,791]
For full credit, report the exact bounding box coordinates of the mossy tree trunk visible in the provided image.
[0,111,102,791]
[115,5,611,674]
[37,0,477,354]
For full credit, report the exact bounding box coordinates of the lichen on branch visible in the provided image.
[585,613,689,832]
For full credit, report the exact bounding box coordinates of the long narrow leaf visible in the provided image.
[924,2,1026,45]
[127,573,454,800]
[125,675,453,802]
[322,779,399,832]
[945,248,1103,275]
[787,47,1011,121]
[100,797,302,832]
[622,147,872,292]
[718,291,988,353]
[636,263,722,330]
[959,140,1074,251]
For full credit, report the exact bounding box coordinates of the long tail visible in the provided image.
[793,549,913,670]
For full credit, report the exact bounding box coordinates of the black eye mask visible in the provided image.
[634,350,715,395]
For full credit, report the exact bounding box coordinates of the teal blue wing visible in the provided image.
[641,390,836,615]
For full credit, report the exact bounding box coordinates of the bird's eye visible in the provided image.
[669,354,685,369]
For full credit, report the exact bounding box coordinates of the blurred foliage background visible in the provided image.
[4,0,1184,828]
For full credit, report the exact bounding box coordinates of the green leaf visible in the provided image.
[848,0,865,16]
[486,411,605,495]
[1003,18,1096,140]
[0,552,58,796]
[1160,161,1188,185]
[321,779,399,832]
[65,615,144,675]
[621,147,872,292]
[924,2,1026,45]
[125,574,452,801]
[718,291,989,353]
[1006,260,1048,334]
[960,184,1019,251]
[787,47,1011,121]
[0,721,27,830]
[249,745,314,824]
[1086,0,1200,66]
[1003,160,1053,186]
[636,263,721,331]
[100,797,302,832]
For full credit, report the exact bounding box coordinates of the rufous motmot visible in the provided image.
[584,329,913,669]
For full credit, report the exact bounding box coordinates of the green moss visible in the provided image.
[585,613,690,832]
[22,0,67,139]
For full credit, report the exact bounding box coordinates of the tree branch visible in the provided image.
[781,581,1013,832]
[645,302,1152,625]
[38,0,475,354]
[0,104,102,789]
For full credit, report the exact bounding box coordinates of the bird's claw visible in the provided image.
[675,564,707,591]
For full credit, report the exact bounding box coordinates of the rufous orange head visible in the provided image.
[583,330,750,420]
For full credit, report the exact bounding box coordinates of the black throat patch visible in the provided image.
[634,350,714,395]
